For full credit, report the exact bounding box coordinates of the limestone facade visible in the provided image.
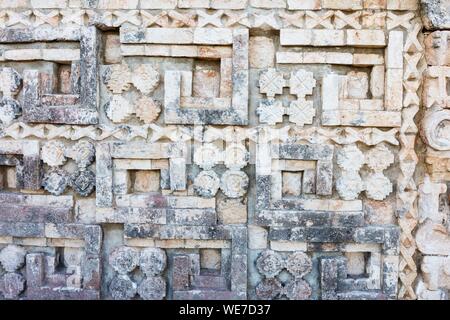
[0,0,448,300]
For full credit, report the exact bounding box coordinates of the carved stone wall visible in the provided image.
[0,0,447,300]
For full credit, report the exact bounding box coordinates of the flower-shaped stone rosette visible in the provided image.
[108,246,167,300]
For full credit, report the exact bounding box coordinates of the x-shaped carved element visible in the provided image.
[398,134,418,190]
[149,124,191,142]
[6,10,32,27]
[33,10,59,27]
[426,66,450,108]
[113,10,140,27]
[87,10,113,25]
[403,80,421,107]
[387,12,414,30]
[197,9,224,27]
[253,12,280,29]
[404,52,423,80]
[224,11,251,28]
[305,10,334,29]
[60,9,86,25]
[334,11,361,29]
[168,10,196,27]
[401,103,419,136]
[404,23,423,53]
[141,10,169,27]
[279,11,305,28]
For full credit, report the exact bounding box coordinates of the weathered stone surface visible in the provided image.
[109,246,139,275]
[421,0,450,30]
[138,276,166,300]
[139,248,166,277]
[0,0,447,302]
[109,274,137,300]
[0,245,26,272]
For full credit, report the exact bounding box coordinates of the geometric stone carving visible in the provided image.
[336,145,364,200]
[41,141,67,167]
[193,170,220,198]
[105,64,132,94]
[105,95,133,123]
[65,140,95,169]
[167,225,247,299]
[422,110,450,151]
[257,69,316,125]
[0,140,40,190]
[0,0,446,302]
[42,168,69,196]
[131,64,160,95]
[220,170,249,198]
[0,67,22,125]
[21,27,99,125]
[0,245,26,273]
[117,28,250,125]
[418,175,447,224]
[134,96,161,124]
[255,250,312,300]
[109,246,139,275]
[0,224,102,299]
[70,169,96,197]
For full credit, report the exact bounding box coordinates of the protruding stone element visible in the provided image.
[139,248,167,277]
[418,175,447,224]
[109,246,139,275]
[256,250,284,278]
[135,96,161,124]
[421,0,450,30]
[289,69,316,98]
[109,274,137,300]
[224,143,249,170]
[285,278,312,300]
[220,170,249,198]
[255,278,282,299]
[0,67,22,98]
[0,245,26,272]
[416,219,450,256]
[336,144,365,200]
[138,276,166,300]
[365,144,395,172]
[286,252,312,278]
[194,170,220,198]
[337,145,365,172]
[0,272,25,299]
[0,97,21,124]
[287,99,315,126]
[337,174,364,200]
[424,31,450,66]
[364,172,393,201]
[70,169,96,197]
[421,256,450,291]
[42,168,69,196]
[105,64,132,94]
[131,65,160,95]
[66,140,95,169]
[259,68,285,98]
[41,141,67,167]
[422,110,450,151]
[257,99,284,125]
[105,95,134,123]
[194,144,221,170]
